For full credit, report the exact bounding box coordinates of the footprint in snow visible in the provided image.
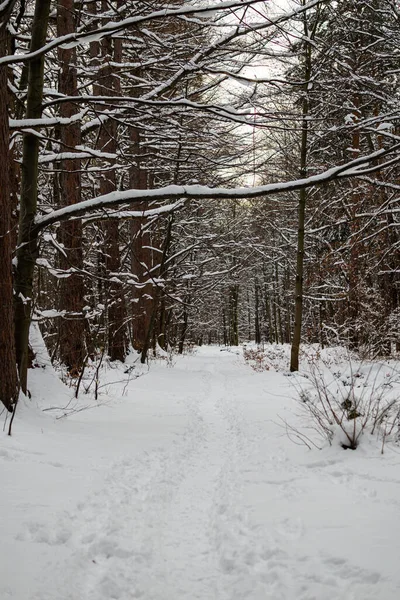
[16,520,72,545]
[0,448,16,461]
[323,555,381,584]
[276,517,304,540]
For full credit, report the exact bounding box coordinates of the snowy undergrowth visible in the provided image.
[296,360,400,452]
[2,336,400,599]
[243,343,400,453]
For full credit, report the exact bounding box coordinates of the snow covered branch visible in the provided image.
[34,145,400,231]
[0,0,324,66]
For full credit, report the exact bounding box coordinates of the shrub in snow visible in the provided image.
[243,344,288,372]
[297,360,400,452]
[243,346,270,372]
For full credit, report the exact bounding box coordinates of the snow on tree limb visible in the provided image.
[81,200,188,224]
[0,0,17,27]
[34,145,400,231]
[0,0,324,66]
[10,109,90,130]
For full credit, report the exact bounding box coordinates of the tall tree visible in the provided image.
[14,0,52,394]
[290,0,317,371]
[0,0,19,410]
[56,0,86,373]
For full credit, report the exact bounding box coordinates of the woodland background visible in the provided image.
[0,0,399,410]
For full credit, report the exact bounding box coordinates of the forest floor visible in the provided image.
[1,338,400,600]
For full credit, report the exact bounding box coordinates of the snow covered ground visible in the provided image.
[1,342,400,600]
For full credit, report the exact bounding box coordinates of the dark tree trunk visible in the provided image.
[158,294,167,350]
[178,304,189,354]
[57,0,86,373]
[347,96,362,350]
[0,15,18,411]
[129,125,152,353]
[14,0,52,394]
[265,289,273,343]
[98,8,126,362]
[222,308,228,346]
[290,4,312,372]
[140,214,174,362]
[105,219,127,362]
[229,284,239,346]
[254,278,261,344]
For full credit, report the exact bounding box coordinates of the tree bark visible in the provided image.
[129,126,152,353]
[57,0,86,373]
[290,4,312,372]
[14,0,52,394]
[178,303,189,354]
[140,213,174,362]
[0,13,18,410]
[229,284,239,346]
[99,8,126,361]
[254,278,261,343]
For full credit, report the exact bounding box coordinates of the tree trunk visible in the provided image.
[14,0,52,394]
[99,6,126,361]
[290,5,311,372]
[222,308,228,345]
[0,15,18,410]
[229,284,239,346]
[265,288,273,343]
[178,304,189,354]
[255,278,261,344]
[129,125,152,353]
[289,148,307,369]
[347,95,361,350]
[57,0,86,374]
[140,213,174,362]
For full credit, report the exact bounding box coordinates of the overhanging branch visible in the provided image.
[34,144,400,232]
[0,0,324,66]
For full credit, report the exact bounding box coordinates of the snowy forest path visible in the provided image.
[30,349,273,600]
[75,352,253,600]
[7,346,400,600]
